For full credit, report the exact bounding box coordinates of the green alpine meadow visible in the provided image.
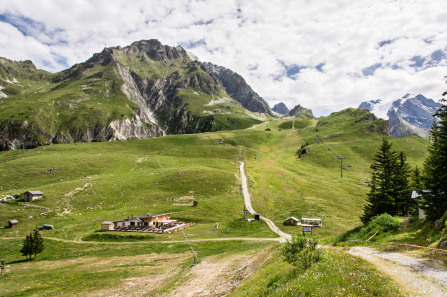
[1,38,446,296]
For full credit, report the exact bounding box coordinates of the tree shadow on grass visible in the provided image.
[8,258,31,265]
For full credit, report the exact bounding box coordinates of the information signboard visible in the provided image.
[302,226,312,235]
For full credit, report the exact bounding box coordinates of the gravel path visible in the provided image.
[239,161,291,241]
[349,246,447,297]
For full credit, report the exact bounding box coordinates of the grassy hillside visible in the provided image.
[0,109,429,295]
[240,109,427,238]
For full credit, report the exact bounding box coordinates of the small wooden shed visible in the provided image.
[8,219,18,228]
[284,217,300,226]
[24,191,44,202]
[101,221,115,231]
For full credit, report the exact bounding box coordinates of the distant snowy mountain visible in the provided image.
[358,94,441,138]
[358,99,393,120]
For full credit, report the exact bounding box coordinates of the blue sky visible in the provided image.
[1,0,447,116]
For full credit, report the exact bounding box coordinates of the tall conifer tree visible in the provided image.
[362,138,399,223]
[394,152,413,216]
[32,228,45,259]
[20,233,33,260]
[422,92,447,221]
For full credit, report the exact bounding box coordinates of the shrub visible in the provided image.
[335,213,400,244]
[282,234,322,269]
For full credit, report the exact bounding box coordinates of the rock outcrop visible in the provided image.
[272,102,289,114]
[286,104,315,119]
[201,62,274,116]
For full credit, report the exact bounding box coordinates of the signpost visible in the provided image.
[302,226,313,235]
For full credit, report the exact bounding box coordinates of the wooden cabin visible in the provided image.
[115,213,173,229]
[8,219,18,228]
[101,221,115,231]
[24,191,44,202]
[284,216,300,226]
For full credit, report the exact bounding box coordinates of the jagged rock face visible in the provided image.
[272,102,289,114]
[389,94,441,129]
[286,104,314,119]
[124,40,186,61]
[388,109,429,138]
[358,94,441,138]
[201,62,274,115]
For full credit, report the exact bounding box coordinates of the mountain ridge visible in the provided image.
[0,39,274,150]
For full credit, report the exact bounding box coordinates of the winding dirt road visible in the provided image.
[239,161,291,241]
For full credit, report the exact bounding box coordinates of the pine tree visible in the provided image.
[32,228,45,259]
[411,166,423,193]
[394,152,414,216]
[422,94,447,221]
[362,138,399,223]
[20,233,33,260]
[410,166,423,214]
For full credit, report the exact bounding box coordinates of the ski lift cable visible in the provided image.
[304,128,369,181]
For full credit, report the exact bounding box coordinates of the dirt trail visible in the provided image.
[239,161,291,241]
[55,182,92,215]
[248,121,269,130]
[349,246,447,297]
[166,247,272,297]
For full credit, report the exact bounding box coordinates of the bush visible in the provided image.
[278,121,293,130]
[82,233,154,242]
[335,213,400,244]
[282,234,322,269]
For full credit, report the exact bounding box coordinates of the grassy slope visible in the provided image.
[0,109,429,295]
[241,110,427,239]
[229,248,401,297]
[0,60,136,142]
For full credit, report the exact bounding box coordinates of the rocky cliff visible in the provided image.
[201,62,274,116]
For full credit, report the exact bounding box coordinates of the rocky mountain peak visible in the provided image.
[359,93,441,137]
[201,62,274,115]
[286,104,314,119]
[272,102,289,114]
[124,39,187,61]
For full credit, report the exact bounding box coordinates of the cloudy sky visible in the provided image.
[1,0,447,116]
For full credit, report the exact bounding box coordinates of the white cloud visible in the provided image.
[1,0,447,116]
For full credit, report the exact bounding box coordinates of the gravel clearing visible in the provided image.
[349,246,447,297]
